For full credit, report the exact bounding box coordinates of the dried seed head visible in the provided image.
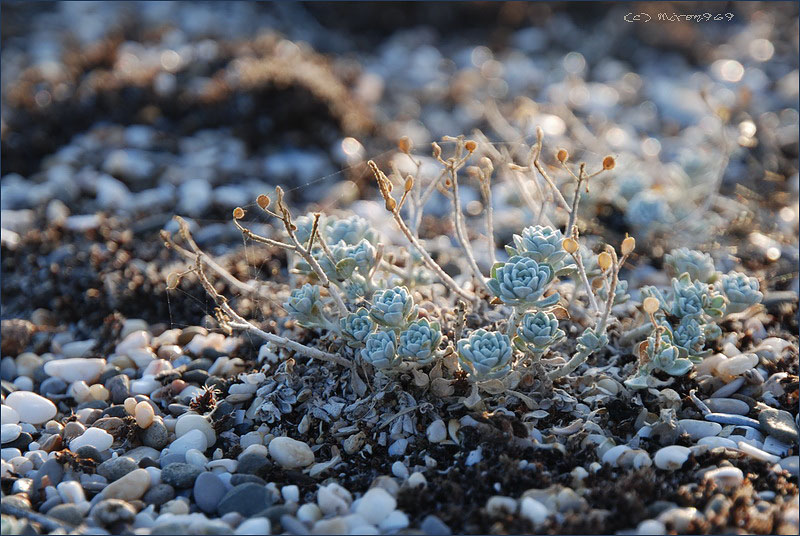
[643,296,660,314]
[432,142,442,159]
[233,207,245,219]
[621,234,636,255]
[385,197,397,212]
[398,136,412,154]
[557,149,569,163]
[598,251,612,271]
[480,156,494,173]
[404,175,414,192]
[562,237,579,254]
[166,272,180,290]
[257,195,271,210]
[602,155,616,170]
[591,277,604,290]
[465,140,477,153]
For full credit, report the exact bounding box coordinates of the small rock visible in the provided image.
[175,413,216,445]
[217,482,273,516]
[105,375,131,404]
[678,419,722,440]
[134,401,155,429]
[92,498,137,526]
[388,438,408,457]
[703,467,743,490]
[355,487,396,525]
[70,427,113,452]
[519,497,549,527]
[426,419,447,443]
[48,503,84,526]
[44,357,104,383]
[5,391,57,424]
[141,418,169,449]
[1,404,20,425]
[97,456,138,482]
[379,510,410,532]
[778,456,799,478]
[169,429,208,456]
[637,519,667,535]
[143,483,175,506]
[1,423,22,444]
[654,445,690,470]
[237,452,270,475]
[703,398,750,415]
[101,468,151,500]
[268,437,314,469]
[194,471,226,514]
[421,514,452,535]
[759,408,799,444]
[235,517,271,535]
[161,462,204,488]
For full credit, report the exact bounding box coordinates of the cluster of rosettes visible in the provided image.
[625,330,693,389]
[283,284,325,328]
[664,247,718,284]
[505,225,572,276]
[719,271,763,314]
[457,329,513,380]
[487,256,559,308]
[625,191,674,236]
[294,213,379,247]
[642,273,727,322]
[513,311,565,358]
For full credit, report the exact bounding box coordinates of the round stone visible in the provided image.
[759,408,799,444]
[519,497,549,527]
[5,391,57,424]
[194,471,226,514]
[268,437,314,469]
[97,456,138,482]
[161,462,204,488]
[355,487,397,525]
[237,452,270,475]
[654,445,690,470]
[426,419,447,443]
[678,419,722,440]
[174,414,216,445]
[1,423,22,444]
[217,482,273,516]
[143,483,175,506]
[1,404,20,425]
[44,358,105,383]
[101,468,151,500]
[135,401,155,429]
[715,353,758,377]
[141,418,169,449]
[69,427,113,452]
[703,466,743,490]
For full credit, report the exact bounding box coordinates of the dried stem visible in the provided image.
[532,127,572,213]
[450,164,490,294]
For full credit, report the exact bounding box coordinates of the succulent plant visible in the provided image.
[505,225,571,274]
[398,318,442,363]
[325,215,379,245]
[670,317,709,362]
[457,329,513,380]
[311,239,377,282]
[283,284,324,328]
[487,256,558,308]
[671,273,726,319]
[625,191,673,235]
[664,248,718,284]
[643,330,693,376]
[597,278,630,305]
[369,286,418,328]
[514,311,565,356]
[574,327,609,354]
[340,308,375,347]
[361,330,399,370]
[719,271,762,314]
[293,213,324,246]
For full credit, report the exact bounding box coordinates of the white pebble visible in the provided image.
[268,436,314,469]
[116,330,151,354]
[13,376,34,391]
[715,353,758,377]
[185,449,208,467]
[426,419,447,443]
[44,357,105,383]
[5,391,57,424]
[406,472,427,488]
[703,466,743,490]
[601,445,631,467]
[520,497,549,527]
[379,510,409,532]
[282,484,300,503]
[234,517,271,535]
[317,483,352,515]
[60,340,96,359]
[1,424,22,444]
[737,441,780,463]
[654,445,690,470]
[487,495,517,516]
[1,405,20,425]
[206,459,237,472]
[135,401,155,429]
[637,519,667,534]
[175,414,216,445]
[391,461,409,480]
[239,431,263,449]
[297,503,323,523]
[2,448,21,460]
[57,480,86,503]
[130,376,161,396]
[698,436,738,449]
[10,456,33,474]
[387,439,408,457]
[128,349,157,369]
[169,429,208,456]
[355,487,396,525]
[70,427,113,452]
[145,466,161,486]
[678,419,722,440]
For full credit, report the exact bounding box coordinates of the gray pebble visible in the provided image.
[260,504,291,524]
[421,514,452,535]
[105,374,131,404]
[161,462,204,488]
[705,413,761,428]
[75,445,103,462]
[281,514,310,535]
[193,471,226,514]
[91,498,137,526]
[159,452,186,467]
[5,432,32,450]
[217,482,273,516]
[97,456,138,482]
[778,456,799,478]
[143,483,175,506]
[47,503,84,526]
[759,408,799,444]
[230,474,267,486]
[703,398,750,415]
[237,452,271,475]
[141,419,169,450]
[711,378,744,398]
[1,357,17,381]
[39,377,67,396]
[34,458,64,490]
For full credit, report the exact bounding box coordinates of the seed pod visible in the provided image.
[562,237,579,254]
[404,175,414,192]
[465,140,477,152]
[257,194,271,210]
[621,235,635,255]
[643,297,660,314]
[591,277,604,290]
[233,207,245,219]
[603,156,616,170]
[598,252,612,271]
[166,272,180,290]
[557,149,569,163]
[398,136,412,154]
[480,156,494,173]
[385,197,397,212]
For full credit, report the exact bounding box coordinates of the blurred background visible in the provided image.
[1,1,798,332]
